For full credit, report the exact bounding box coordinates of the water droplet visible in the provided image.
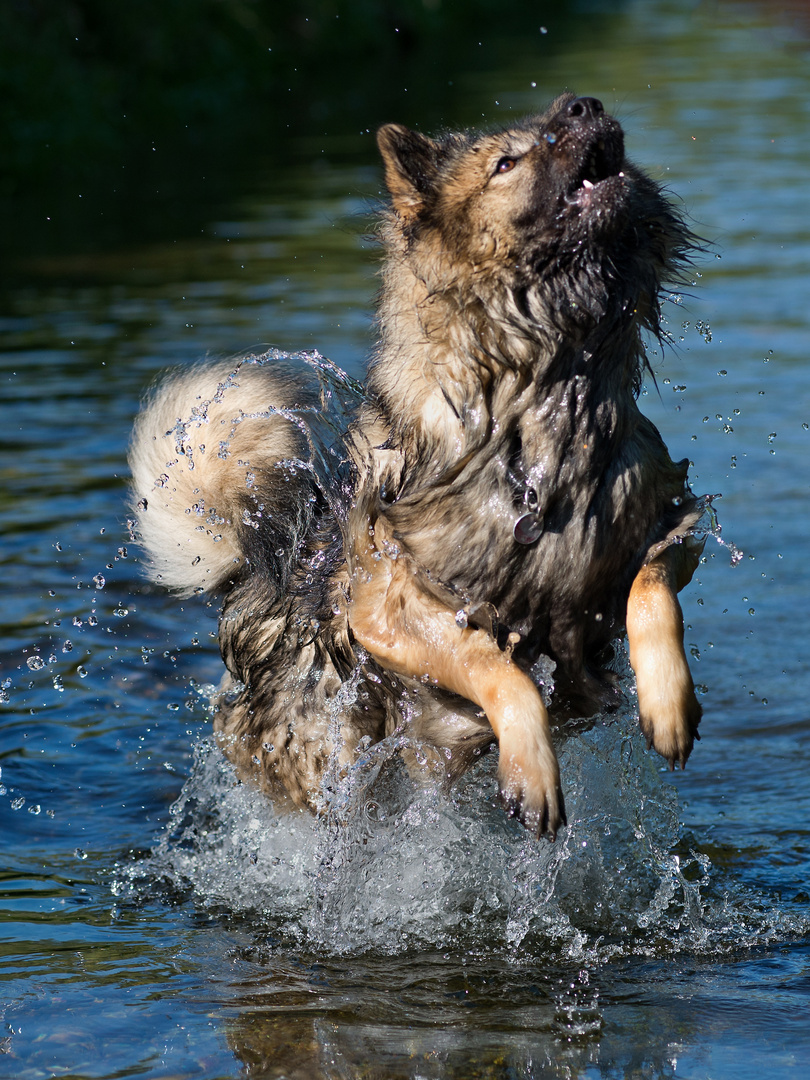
[26,655,46,671]
[93,574,106,590]
[11,797,25,810]
[455,610,468,628]
[74,848,88,860]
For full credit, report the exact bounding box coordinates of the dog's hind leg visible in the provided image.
[626,540,703,769]
[347,515,565,840]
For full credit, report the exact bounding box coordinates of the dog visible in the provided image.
[130,94,705,841]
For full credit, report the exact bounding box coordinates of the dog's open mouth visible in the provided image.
[565,131,627,210]
[584,127,623,177]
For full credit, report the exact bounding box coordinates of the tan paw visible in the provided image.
[635,644,702,769]
[496,726,567,840]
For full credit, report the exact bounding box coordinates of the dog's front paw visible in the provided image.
[496,729,567,841]
[636,648,702,770]
[626,548,706,772]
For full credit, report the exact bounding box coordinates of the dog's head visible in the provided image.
[377,95,696,344]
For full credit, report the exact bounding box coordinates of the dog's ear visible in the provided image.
[377,124,440,219]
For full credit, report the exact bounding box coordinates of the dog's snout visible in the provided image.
[567,97,605,122]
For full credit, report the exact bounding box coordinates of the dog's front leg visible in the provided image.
[626,541,703,768]
[347,519,565,839]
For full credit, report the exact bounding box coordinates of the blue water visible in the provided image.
[2,2,810,1077]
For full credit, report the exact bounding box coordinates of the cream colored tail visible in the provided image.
[129,356,320,596]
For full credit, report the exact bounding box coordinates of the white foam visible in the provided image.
[114,672,808,962]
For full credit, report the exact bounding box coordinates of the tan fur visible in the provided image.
[346,501,563,837]
[130,95,707,840]
[130,360,314,596]
[626,543,703,768]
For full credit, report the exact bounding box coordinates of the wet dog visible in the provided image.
[130,94,705,840]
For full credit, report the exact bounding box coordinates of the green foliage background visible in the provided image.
[1,0,589,189]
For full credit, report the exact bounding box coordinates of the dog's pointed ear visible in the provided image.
[377,124,440,219]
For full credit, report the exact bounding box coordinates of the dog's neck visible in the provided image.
[369,254,647,471]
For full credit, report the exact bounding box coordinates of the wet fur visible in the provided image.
[130,94,705,838]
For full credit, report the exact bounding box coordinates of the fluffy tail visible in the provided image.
[129,355,322,597]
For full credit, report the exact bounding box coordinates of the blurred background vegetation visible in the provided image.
[1,0,591,179]
[2,0,626,259]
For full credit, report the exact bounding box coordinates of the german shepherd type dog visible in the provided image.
[130,95,705,841]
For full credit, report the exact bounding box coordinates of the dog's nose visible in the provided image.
[567,97,605,122]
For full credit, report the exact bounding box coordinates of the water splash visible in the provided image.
[107,350,790,959]
[114,663,806,961]
[687,493,744,566]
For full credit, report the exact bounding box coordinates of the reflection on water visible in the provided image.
[2,1,810,1077]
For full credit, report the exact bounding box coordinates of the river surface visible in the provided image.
[2,2,810,1077]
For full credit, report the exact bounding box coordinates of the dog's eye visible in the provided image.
[495,156,517,174]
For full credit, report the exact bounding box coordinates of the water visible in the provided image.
[3,2,810,1076]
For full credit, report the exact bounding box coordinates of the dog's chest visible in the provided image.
[401,404,644,616]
